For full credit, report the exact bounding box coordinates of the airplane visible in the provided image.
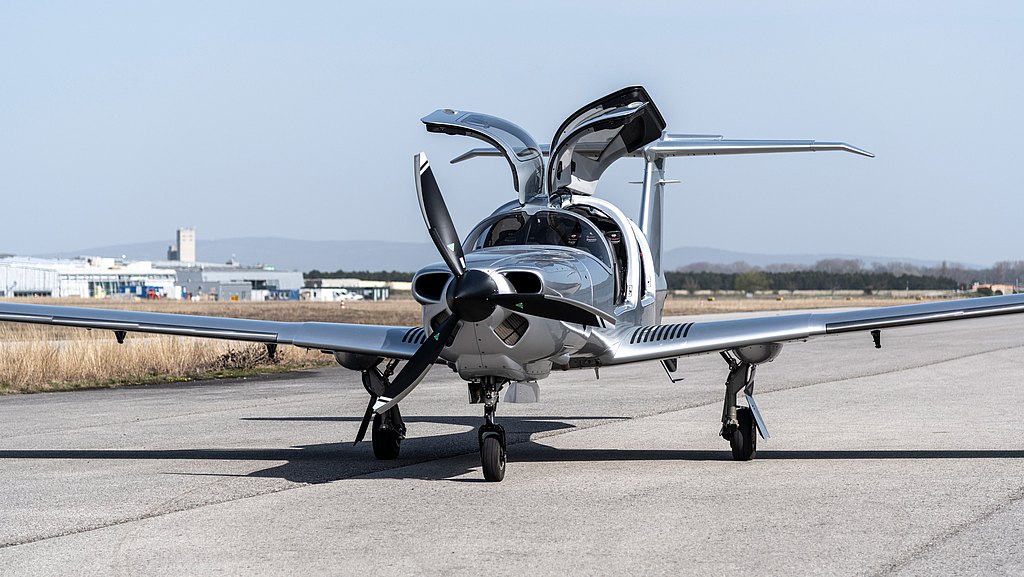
[2,86,1023,482]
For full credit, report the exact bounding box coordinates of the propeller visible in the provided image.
[417,154,465,278]
[352,394,377,445]
[369,153,615,417]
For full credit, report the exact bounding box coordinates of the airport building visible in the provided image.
[0,228,397,302]
[0,257,178,298]
[302,278,411,301]
[173,265,303,301]
[0,257,305,301]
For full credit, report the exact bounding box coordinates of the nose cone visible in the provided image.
[446,269,498,322]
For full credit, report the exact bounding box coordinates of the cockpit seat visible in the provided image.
[495,229,521,246]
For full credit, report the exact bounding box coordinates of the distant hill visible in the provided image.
[40,237,961,272]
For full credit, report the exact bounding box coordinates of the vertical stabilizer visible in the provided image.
[638,155,669,321]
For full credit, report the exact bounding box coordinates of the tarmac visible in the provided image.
[0,311,1022,576]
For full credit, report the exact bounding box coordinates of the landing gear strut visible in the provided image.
[719,351,770,461]
[476,378,507,482]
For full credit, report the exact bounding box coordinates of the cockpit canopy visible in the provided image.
[464,209,612,268]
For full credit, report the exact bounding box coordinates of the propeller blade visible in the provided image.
[490,294,616,328]
[352,394,377,445]
[373,313,460,414]
[415,153,466,278]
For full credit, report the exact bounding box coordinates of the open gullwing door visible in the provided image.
[546,86,666,198]
[422,109,544,205]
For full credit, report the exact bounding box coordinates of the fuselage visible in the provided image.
[411,198,660,382]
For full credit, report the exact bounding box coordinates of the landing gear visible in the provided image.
[476,378,507,482]
[354,360,406,460]
[719,350,771,461]
[372,406,405,460]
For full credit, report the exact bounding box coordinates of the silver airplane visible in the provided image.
[2,86,1023,482]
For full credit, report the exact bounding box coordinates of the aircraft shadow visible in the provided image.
[1,414,1022,484]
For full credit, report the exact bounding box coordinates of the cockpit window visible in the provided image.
[483,213,526,247]
[526,212,582,247]
[468,209,611,268]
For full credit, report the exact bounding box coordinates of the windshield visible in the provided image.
[468,210,612,268]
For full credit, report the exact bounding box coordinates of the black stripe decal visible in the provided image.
[682,323,694,338]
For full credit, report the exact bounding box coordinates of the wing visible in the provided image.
[600,294,1024,365]
[0,302,426,359]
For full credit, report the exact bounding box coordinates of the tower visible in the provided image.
[168,228,196,262]
[177,228,196,263]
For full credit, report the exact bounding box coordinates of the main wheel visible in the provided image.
[730,407,757,461]
[481,435,506,482]
[372,413,401,460]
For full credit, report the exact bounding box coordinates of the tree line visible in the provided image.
[677,258,1024,286]
[666,270,961,293]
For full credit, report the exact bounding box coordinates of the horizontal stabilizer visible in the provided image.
[644,139,874,158]
[452,136,873,164]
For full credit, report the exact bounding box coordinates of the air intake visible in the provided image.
[502,271,542,294]
[413,272,451,303]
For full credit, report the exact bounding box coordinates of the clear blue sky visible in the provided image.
[1,1,1021,265]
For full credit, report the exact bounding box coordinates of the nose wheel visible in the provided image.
[477,379,507,482]
[480,434,506,481]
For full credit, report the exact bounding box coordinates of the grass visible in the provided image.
[0,324,333,394]
[0,294,956,394]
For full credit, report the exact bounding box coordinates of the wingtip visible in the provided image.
[846,144,875,158]
[814,142,875,158]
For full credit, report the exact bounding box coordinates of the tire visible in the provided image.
[730,407,757,461]
[372,414,401,460]
[481,435,506,482]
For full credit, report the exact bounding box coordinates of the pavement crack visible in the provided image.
[869,485,1024,577]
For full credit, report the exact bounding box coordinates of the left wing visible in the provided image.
[599,294,1024,365]
[0,302,426,359]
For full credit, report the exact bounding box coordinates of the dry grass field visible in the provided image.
[0,325,331,394]
[0,294,956,394]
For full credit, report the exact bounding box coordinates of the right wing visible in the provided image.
[600,294,1024,365]
[0,302,426,359]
